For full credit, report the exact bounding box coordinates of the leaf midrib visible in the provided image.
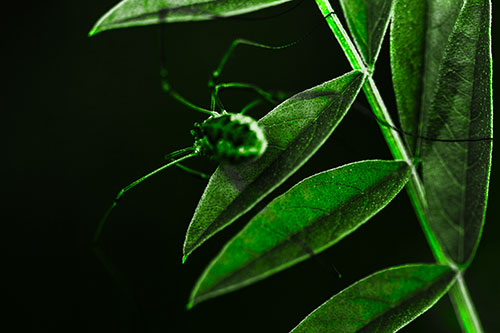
[188,83,358,251]
[195,164,407,300]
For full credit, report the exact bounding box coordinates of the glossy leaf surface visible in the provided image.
[390,0,464,153]
[188,160,411,306]
[421,0,492,266]
[183,71,365,261]
[90,0,294,35]
[291,264,456,332]
[339,0,394,67]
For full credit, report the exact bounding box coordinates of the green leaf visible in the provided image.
[390,0,464,154]
[339,0,394,67]
[188,160,411,307]
[89,0,294,36]
[421,0,492,266]
[290,264,457,332]
[183,70,366,261]
[390,0,425,153]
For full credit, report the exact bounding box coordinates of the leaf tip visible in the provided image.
[88,26,99,37]
[186,300,194,310]
[182,242,197,263]
[182,254,189,264]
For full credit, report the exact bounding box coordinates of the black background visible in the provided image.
[4,1,498,332]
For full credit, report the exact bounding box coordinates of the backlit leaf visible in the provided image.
[183,71,366,261]
[421,0,493,266]
[390,0,464,153]
[188,160,411,307]
[339,0,394,67]
[291,264,456,332]
[90,0,294,36]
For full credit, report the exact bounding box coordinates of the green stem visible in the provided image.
[314,0,483,331]
[450,273,484,332]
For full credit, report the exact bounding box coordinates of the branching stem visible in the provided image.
[313,0,483,331]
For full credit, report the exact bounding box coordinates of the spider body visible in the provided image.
[192,112,268,164]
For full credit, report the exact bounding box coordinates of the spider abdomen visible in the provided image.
[192,113,267,164]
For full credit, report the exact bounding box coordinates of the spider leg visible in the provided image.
[164,154,211,180]
[240,99,264,114]
[159,25,218,116]
[208,37,303,111]
[211,82,290,111]
[93,148,197,244]
[207,10,339,111]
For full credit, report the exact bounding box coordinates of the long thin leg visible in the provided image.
[211,82,289,111]
[209,38,303,89]
[208,39,300,110]
[164,154,210,180]
[173,164,211,179]
[162,78,216,116]
[163,148,210,180]
[240,99,264,114]
[209,11,337,89]
[208,11,338,110]
[93,147,198,244]
[159,24,217,116]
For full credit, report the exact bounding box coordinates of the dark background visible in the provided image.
[5,1,498,332]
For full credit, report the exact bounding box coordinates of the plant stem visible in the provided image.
[314,0,483,331]
[449,273,484,332]
[313,0,443,264]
